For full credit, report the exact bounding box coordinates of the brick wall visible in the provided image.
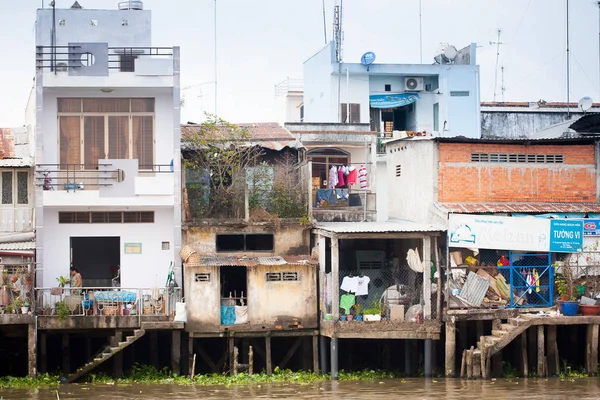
[438,143,597,203]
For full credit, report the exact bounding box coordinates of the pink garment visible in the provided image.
[346,168,357,185]
[337,168,345,187]
[358,166,368,189]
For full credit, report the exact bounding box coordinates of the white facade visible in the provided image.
[34,3,181,288]
[303,42,481,139]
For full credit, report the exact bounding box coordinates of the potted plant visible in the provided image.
[556,266,579,316]
[10,297,22,314]
[21,301,30,315]
[363,300,382,322]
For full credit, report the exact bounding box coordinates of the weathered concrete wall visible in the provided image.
[184,263,317,332]
[183,222,310,256]
[438,143,597,203]
[481,111,581,139]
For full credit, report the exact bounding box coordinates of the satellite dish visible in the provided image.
[443,45,458,61]
[361,52,376,66]
[578,96,594,112]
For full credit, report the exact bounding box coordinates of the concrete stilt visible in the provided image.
[28,323,36,377]
[546,325,558,376]
[187,337,194,376]
[537,326,545,378]
[265,335,272,375]
[150,331,159,367]
[319,335,328,374]
[312,334,319,373]
[171,330,181,375]
[62,334,70,375]
[424,339,432,378]
[112,331,123,378]
[445,318,456,377]
[520,331,528,377]
[40,331,47,374]
[330,337,339,380]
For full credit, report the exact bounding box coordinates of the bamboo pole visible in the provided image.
[249,346,254,375]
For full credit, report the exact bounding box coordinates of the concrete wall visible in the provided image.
[481,111,582,139]
[303,43,337,123]
[41,207,175,288]
[385,139,439,223]
[36,8,152,48]
[184,263,317,332]
[183,223,310,256]
[438,143,597,203]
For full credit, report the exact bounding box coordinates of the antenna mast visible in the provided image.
[501,66,506,103]
[322,0,327,45]
[419,0,423,63]
[334,1,344,122]
[566,0,571,118]
[490,28,503,102]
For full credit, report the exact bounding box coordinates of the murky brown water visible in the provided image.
[3,378,600,399]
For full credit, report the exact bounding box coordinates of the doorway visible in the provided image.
[70,237,120,287]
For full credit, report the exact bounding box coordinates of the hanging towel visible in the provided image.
[346,167,357,185]
[527,272,533,294]
[533,269,540,293]
[406,248,424,273]
[337,167,345,186]
[358,165,368,189]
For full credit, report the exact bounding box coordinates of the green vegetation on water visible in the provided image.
[0,365,402,389]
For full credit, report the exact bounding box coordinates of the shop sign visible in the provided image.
[449,214,550,252]
[583,219,600,236]
[369,93,420,109]
[549,219,583,252]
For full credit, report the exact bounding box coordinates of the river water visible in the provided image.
[2,378,600,399]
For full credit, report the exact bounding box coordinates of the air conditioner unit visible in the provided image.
[404,77,424,91]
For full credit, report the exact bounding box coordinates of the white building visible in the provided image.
[33,1,181,289]
[302,42,481,139]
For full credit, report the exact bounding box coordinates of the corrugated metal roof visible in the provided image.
[481,101,600,108]
[0,241,36,251]
[315,219,444,234]
[185,255,317,267]
[439,202,600,213]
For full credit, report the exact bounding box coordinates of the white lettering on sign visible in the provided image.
[553,230,581,240]
[480,226,536,245]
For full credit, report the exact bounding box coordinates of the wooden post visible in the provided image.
[521,331,528,377]
[191,354,196,380]
[331,235,340,320]
[423,235,432,319]
[537,326,545,378]
[467,346,474,379]
[480,336,487,379]
[265,335,272,375]
[62,333,70,375]
[312,334,319,373]
[233,346,239,375]
[228,336,235,375]
[249,346,254,375]
[434,237,442,321]
[546,325,557,376]
[171,330,181,375]
[188,337,194,376]
[307,161,313,220]
[113,331,123,378]
[460,350,466,378]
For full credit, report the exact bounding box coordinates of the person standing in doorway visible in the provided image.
[70,267,82,292]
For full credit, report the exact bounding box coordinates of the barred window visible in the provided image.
[59,211,154,223]
[266,272,299,282]
[470,153,564,164]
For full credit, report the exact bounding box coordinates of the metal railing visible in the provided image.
[34,287,181,317]
[36,46,174,73]
[36,163,119,191]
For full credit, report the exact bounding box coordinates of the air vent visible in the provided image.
[266,272,281,282]
[195,273,210,282]
[282,272,299,281]
[395,165,402,177]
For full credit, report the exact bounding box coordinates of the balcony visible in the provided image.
[311,188,376,222]
[36,163,175,207]
[35,45,175,88]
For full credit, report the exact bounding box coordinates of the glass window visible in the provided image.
[59,116,81,166]
[1,172,12,205]
[17,172,28,205]
[132,116,154,169]
[84,116,105,166]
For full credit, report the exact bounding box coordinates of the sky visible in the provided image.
[0,0,599,126]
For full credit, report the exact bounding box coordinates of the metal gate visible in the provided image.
[497,252,554,308]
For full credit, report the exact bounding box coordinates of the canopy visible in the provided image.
[370,93,420,109]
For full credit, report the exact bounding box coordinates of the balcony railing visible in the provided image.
[34,287,181,317]
[36,163,121,192]
[36,46,174,74]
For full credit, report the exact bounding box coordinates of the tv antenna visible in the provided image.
[490,28,503,102]
[501,66,506,102]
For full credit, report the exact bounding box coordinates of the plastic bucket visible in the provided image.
[560,301,579,316]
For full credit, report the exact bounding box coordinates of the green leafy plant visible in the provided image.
[555,267,577,301]
[56,276,70,288]
[55,301,70,320]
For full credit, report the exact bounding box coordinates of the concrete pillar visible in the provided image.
[445,318,456,377]
[112,331,123,378]
[521,331,528,377]
[312,334,319,373]
[265,335,272,375]
[537,326,545,378]
[331,236,340,320]
[28,323,37,377]
[547,325,558,376]
[318,234,326,319]
[330,337,339,380]
[187,337,194,376]
[62,334,70,375]
[422,236,431,319]
[171,330,181,375]
[40,332,47,374]
[320,335,328,374]
[424,339,432,378]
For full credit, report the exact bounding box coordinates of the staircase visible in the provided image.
[63,328,146,383]
[461,314,536,379]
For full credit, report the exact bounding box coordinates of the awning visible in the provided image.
[370,93,420,109]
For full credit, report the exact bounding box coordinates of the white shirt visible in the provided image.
[340,275,370,296]
[340,276,357,293]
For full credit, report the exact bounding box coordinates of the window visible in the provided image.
[119,54,137,72]
[195,273,210,282]
[58,211,155,223]
[433,103,439,131]
[470,153,564,164]
[216,233,274,252]
[340,103,360,124]
[384,84,391,92]
[58,98,154,169]
[0,170,29,206]
[266,272,299,282]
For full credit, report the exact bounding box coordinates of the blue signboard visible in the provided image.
[584,219,600,236]
[369,93,420,109]
[549,219,584,252]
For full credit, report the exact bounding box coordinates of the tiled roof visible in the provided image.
[181,122,302,151]
[0,241,35,251]
[185,255,316,267]
[438,202,600,214]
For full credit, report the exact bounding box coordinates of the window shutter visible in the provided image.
[84,116,105,166]
[132,116,153,169]
[108,116,129,159]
